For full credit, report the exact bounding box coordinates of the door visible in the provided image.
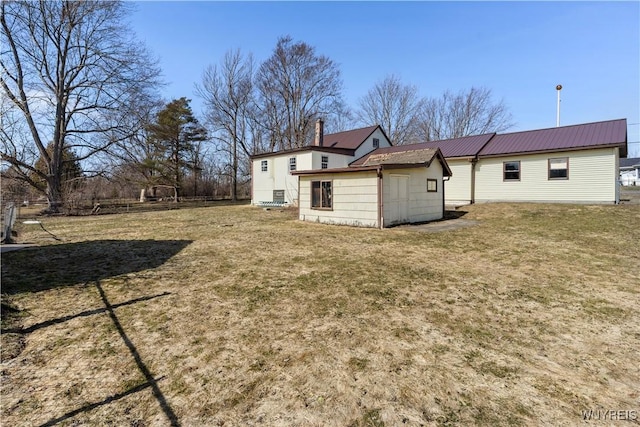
[389,175,409,225]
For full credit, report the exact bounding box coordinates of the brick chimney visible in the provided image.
[314,118,324,147]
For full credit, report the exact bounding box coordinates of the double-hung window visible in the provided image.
[261,160,268,172]
[503,161,520,181]
[373,138,380,149]
[311,180,332,209]
[289,157,297,171]
[321,155,329,169]
[548,157,568,179]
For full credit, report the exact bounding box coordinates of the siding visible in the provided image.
[299,171,379,227]
[252,151,352,205]
[474,148,619,203]
[444,159,473,204]
[353,128,393,160]
[382,164,444,226]
[311,151,352,170]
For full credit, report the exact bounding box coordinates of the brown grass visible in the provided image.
[1,203,639,426]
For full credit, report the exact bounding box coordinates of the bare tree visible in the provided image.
[356,74,424,145]
[418,87,514,141]
[255,36,344,151]
[197,49,255,201]
[0,0,160,213]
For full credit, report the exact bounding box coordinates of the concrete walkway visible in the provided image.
[394,218,479,233]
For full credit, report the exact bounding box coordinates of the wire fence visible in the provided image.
[0,196,251,220]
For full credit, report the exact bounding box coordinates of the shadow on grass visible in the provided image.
[36,281,180,426]
[1,239,192,295]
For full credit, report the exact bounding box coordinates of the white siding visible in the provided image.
[382,163,444,227]
[299,172,379,228]
[474,148,619,203]
[444,159,473,205]
[311,151,352,170]
[252,151,352,205]
[353,128,393,160]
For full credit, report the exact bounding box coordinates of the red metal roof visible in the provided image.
[478,119,628,157]
[408,133,496,158]
[351,133,494,166]
[322,125,381,149]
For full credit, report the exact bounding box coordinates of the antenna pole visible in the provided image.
[556,84,562,127]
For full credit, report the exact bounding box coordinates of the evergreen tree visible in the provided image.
[147,98,208,198]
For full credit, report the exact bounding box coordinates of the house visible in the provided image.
[251,120,392,206]
[250,118,628,229]
[417,118,628,204]
[620,157,640,186]
[292,147,451,228]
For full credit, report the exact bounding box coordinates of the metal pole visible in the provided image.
[556,84,562,127]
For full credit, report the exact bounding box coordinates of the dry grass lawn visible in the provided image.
[1,202,639,426]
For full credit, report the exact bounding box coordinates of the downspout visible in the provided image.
[297,174,301,214]
[377,166,384,229]
[470,158,478,204]
[443,175,450,217]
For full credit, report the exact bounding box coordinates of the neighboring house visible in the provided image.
[251,120,392,206]
[293,147,451,228]
[417,118,628,204]
[620,157,640,186]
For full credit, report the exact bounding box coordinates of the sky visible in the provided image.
[129,1,640,156]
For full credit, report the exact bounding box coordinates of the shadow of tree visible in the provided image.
[1,239,192,295]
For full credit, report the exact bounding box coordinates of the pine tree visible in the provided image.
[146,98,208,199]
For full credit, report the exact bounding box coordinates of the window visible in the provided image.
[427,179,438,192]
[321,155,328,169]
[261,160,268,172]
[373,138,380,149]
[311,180,332,209]
[548,157,568,179]
[289,157,296,171]
[503,161,520,181]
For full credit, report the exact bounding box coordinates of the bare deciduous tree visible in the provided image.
[418,87,514,141]
[197,49,255,201]
[0,0,160,213]
[356,74,424,145]
[255,36,344,151]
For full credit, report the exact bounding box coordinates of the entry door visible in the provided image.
[389,175,409,224]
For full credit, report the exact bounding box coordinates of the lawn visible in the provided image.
[1,202,639,426]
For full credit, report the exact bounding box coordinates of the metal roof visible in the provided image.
[409,133,496,158]
[322,125,381,149]
[478,119,628,157]
[351,134,494,166]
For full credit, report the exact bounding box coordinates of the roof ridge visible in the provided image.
[325,124,378,137]
[496,118,627,137]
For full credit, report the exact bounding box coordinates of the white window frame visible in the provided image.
[548,157,569,180]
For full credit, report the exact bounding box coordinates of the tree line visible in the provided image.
[1,1,513,213]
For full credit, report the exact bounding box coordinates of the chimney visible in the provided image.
[314,118,324,146]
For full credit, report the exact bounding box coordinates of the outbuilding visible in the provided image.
[292,147,451,228]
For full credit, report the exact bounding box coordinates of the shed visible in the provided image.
[292,148,451,228]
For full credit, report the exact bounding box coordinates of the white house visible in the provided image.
[250,118,629,229]
[417,118,628,204]
[250,121,392,206]
[620,157,640,186]
[293,148,451,228]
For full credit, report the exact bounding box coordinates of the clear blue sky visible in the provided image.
[129,1,640,156]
